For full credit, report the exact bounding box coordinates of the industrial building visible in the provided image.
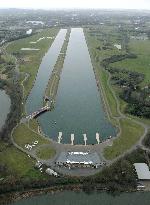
[56,151,104,168]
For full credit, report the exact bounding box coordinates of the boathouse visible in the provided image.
[56,151,104,168]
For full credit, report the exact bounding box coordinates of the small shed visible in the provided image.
[134,163,150,180]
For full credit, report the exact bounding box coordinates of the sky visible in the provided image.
[0,0,150,10]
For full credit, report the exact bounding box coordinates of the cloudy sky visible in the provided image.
[0,0,150,10]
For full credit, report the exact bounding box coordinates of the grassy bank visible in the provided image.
[104,118,144,159]
[98,68,119,118]
[44,29,70,108]
[28,119,39,132]
[84,26,145,159]
[0,141,48,179]
[12,123,50,149]
[36,146,56,160]
[6,28,59,99]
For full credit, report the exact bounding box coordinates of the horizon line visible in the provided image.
[0,7,150,11]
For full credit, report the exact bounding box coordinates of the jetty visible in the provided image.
[71,134,75,145]
[96,133,100,144]
[83,134,87,146]
[58,132,63,143]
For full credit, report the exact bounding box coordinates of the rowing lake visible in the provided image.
[26,28,116,144]
[0,90,10,130]
[9,191,150,205]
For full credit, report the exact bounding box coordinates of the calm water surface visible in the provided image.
[26,28,116,144]
[10,191,150,205]
[39,28,116,144]
[26,29,67,113]
[0,90,10,129]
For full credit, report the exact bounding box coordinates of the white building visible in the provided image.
[134,163,150,180]
[56,151,104,168]
[26,29,32,35]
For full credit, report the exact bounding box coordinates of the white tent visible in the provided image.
[134,163,150,180]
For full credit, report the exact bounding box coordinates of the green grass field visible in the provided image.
[112,39,150,86]
[13,123,50,149]
[98,68,119,118]
[0,141,48,179]
[29,119,39,132]
[104,118,144,159]
[6,28,59,98]
[36,146,56,160]
[111,38,150,126]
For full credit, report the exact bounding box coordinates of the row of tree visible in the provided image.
[0,79,22,141]
[108,67,144,87]
[101,53,137,69]
[101,54,150,119]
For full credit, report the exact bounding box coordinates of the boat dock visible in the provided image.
[71,134,75,145]
[83,134,87,146]
[58,132,63,143]
[55,132,105,145]
[96,133,100,144]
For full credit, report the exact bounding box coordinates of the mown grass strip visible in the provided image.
[13,123,50,149]
[29,119,39,132]
[104,118,144,160]
[36,146,56,160]
[0,141,48,179]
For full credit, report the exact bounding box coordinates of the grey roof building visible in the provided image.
[56,151,104,168]
[134,163,150,180]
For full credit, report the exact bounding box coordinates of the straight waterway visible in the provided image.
[26,29,67,114]
[26,28,116,144]
[0,90,10,130]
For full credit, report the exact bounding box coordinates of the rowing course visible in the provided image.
[39,28,116,144]
[26,29,67,113]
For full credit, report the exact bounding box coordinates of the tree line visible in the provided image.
[0,79,23,142]
[101,54,150,119]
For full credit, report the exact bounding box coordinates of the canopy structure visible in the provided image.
[134,163,150,180]
[56,151,104,168]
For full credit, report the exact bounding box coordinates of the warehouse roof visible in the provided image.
[56,151,102,165]
[134,163,150,180]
